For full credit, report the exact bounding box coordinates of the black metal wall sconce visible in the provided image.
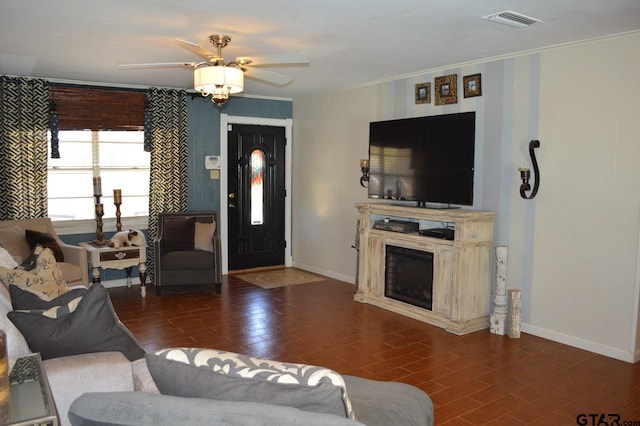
[519,140,541,199]
[360,159,370,187]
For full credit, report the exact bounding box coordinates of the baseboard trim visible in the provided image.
[291,262,355,285]
[99,277,141,289]
[522,322,637,364]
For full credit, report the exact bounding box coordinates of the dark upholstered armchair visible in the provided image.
[153,211,222,296]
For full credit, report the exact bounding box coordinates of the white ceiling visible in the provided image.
[1,0,639,100]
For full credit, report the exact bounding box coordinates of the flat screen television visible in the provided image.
[368,111,475,206]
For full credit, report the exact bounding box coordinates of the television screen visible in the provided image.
[368,112,475,206]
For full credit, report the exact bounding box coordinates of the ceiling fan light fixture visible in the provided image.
[121,33,304,103]
[194,65,244,107]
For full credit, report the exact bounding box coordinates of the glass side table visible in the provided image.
[2,353,58,426]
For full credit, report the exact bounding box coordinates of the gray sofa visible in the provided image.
[0,282,146,425]
[42,346,435,426]
[69,372,434,426]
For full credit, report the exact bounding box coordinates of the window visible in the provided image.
[47,130,150,221]
[250,149,265,225]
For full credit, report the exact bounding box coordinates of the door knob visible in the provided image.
[229,193,236,199]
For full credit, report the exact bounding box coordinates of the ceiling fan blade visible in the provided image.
[175,39,217,62]
[237,52,309,66]
[119,62,196,70]
[243,66,293,86]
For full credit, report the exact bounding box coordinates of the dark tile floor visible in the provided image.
[109,275,640,425]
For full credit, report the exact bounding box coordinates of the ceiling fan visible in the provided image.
[120,34,309,107]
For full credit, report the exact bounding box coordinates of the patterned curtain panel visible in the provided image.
[146,87,188,280]
[0,76,49,220]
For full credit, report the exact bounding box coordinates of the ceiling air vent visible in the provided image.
[482,10,544,28]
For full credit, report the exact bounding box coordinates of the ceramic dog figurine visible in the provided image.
[108,229,146,248]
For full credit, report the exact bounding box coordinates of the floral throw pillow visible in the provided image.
[0,246,68,301]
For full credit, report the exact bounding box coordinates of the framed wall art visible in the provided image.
[434,74,457,105]
[463,73,482,98]
[415,82,431,104]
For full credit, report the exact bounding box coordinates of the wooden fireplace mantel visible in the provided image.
[354,203,495,335]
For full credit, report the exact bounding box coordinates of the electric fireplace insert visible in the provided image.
[384,245,434,311]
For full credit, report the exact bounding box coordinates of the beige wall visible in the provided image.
[291,86,378,281]
[531,34,640,360]
[292,32,640,362]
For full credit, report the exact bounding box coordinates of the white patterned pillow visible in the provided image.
[0,247,67,301]
[146,347,356,420]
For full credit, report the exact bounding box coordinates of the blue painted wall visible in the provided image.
[60,94,292,282]
[187,95,292,212]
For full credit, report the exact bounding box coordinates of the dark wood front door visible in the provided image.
[227,124,286,271]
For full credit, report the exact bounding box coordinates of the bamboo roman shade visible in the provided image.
[49,85,146,131]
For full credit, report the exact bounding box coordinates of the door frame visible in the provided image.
[220,114,293,275]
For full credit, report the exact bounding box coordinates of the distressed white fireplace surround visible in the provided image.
[355,203,495,335]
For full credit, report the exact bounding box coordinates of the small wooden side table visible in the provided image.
[79,242,148,297]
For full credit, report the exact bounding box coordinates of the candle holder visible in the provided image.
[519,140,541,199]
[93,177,102,199]
[114,202,122,232]
[113,189,122,231]
[92,176,106,245]
[359,159,370,188]
[94,203,105,245]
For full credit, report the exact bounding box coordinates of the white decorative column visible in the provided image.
[507,289,521,338]
[490,245,508,335]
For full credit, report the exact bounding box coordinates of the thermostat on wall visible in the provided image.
[205,155,221,170]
